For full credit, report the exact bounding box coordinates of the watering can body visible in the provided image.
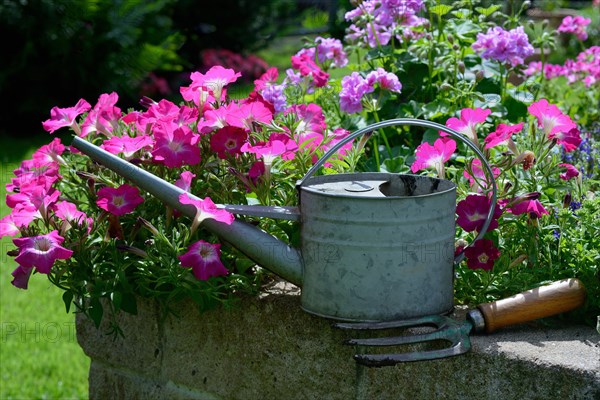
[72,118,497,322]
[299,173,456,320]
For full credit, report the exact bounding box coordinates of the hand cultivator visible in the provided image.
[336,279,586,366]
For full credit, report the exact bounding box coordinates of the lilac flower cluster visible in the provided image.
[294,36,348,69]
[472,26,534,67]
[339,68,402,113]
[525,46,600,88]
[344,0,427,48]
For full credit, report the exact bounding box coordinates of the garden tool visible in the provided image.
[72,118,498,322]
[335,278,586,366]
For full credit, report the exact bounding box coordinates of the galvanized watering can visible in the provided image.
[72,118,497,322]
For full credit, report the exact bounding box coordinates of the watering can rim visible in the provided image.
[299,172,457,200]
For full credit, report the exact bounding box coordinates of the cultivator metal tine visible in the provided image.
[353,336,471,366]
[336,314,474,365]
[335,314,448,331]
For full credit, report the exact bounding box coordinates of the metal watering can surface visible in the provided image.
[72,118,498,322]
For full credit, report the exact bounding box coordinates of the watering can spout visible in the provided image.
[71,136,304,286]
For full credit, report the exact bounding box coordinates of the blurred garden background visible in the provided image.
[0,0,598,398]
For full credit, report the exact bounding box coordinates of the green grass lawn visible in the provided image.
[0,135,89,399]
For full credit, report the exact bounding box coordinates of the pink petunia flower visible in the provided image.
[321,128,354,167]
[181,66,241,104]
[152,126,201,168]
[254,67,279,92]
[240,136,287,167]
[0,214,20,238]
[11,265,33,290]
[210,126,248,159]
[558,163,580,180]
[410,138,457,177]
[456,194,502,232]
[226,101,273,131]
[32,138,66,167]
[80,92,122,138]
[484,122,524,151]
[178,240,228,280]
[178,194,234,235]
[291,53,330,87]
[96,184,144,216]
[445,108,491,144]
[53,201,93,231]
[13,230,73,274]
[174,171,196,192]
[101,135,154,159]
[528,99,577,139]
[464,239,500,271]
[42,99,91,135]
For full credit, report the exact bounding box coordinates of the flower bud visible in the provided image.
[475,70,485,81]
[563,192,572,209]
[458,62,465,74]
[447,34,454,44]
[520,150,536,170]
[452,44,460,51]
[440,83,453,91]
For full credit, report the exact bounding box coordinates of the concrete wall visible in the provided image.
[76,282,600,400]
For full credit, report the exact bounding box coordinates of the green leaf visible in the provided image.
[111,291,122,311]
[451,9,471,19]
[475,5,501,17]
[88,297,104,329]
[452,20,480,40]
[62,291,73,314]
[120,292,138,315]
[430,4,453,16]
[382,156,408,173]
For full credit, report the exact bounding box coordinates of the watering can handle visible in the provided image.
[297,118,498,264]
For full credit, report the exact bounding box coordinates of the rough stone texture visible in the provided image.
[77,281,600,400]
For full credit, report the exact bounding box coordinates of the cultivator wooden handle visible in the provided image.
[474,278,586,334]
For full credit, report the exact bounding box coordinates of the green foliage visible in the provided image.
[0,0,184,136]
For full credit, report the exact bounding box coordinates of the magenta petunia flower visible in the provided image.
[552,127,582,153]
[484,123,524,150]
[410,138,456,177]
[210,126,248,159]
[558,163,580,180]
[11,265,33,290]
[464,239,500,271]
[463,159,501,191]
[96,184,144,216]
[508,198,549,218]
[42,99,91,135]
[254,67,279,92]
[178,240,228,280]
[179,194,235,226]
[101,135,154,159]
[152,126,201,168]
[528,99,577,139]
[558,15,591,41]
[13,230,73,274]
[456,194,502,232]
[445,108,491,144]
